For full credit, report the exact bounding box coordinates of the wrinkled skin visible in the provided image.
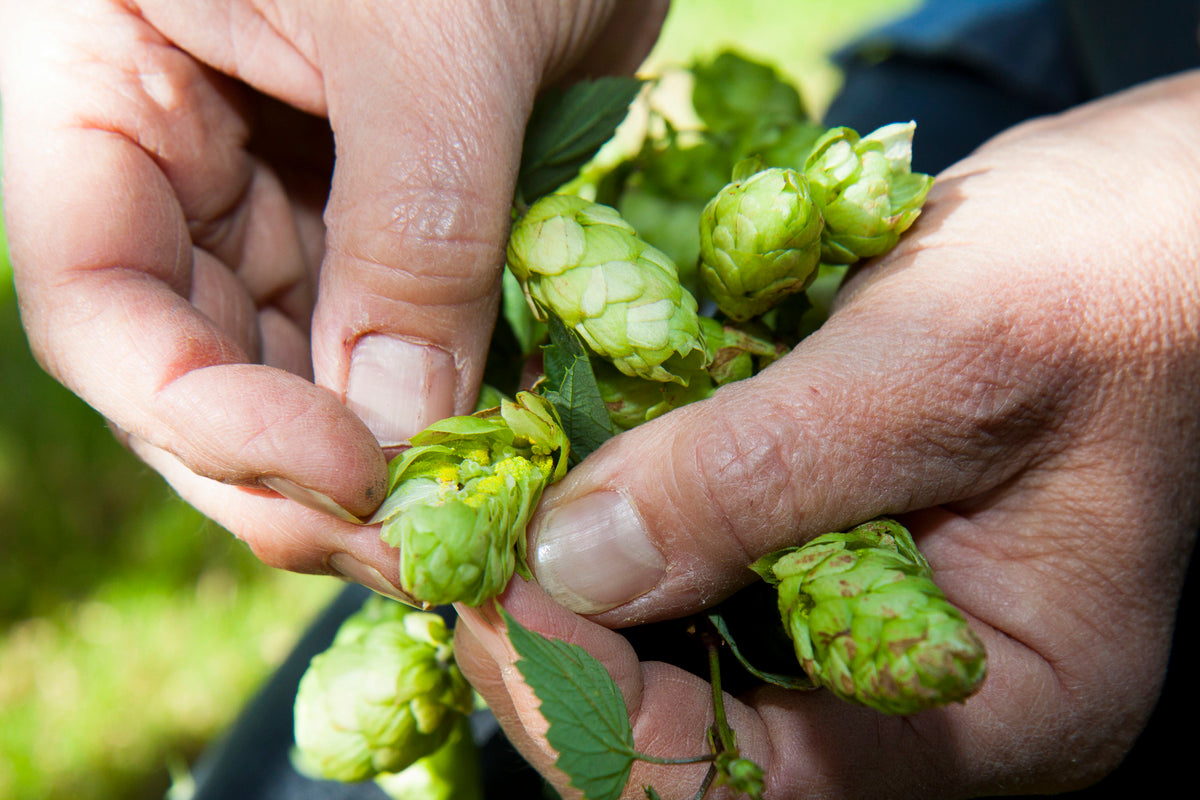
[456,73,1200,798]
[0,0,666,578]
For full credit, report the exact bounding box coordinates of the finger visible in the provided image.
[303,1,541,447]
[127,435,413,600]
[0,5,386,529]
[526,246,1079,621]
[458,578,1105,800]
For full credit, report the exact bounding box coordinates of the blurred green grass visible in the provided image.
[0,1,914,798]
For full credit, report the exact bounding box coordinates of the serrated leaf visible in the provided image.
[539,316,615,465]
[501,607,636,800]
[518,77,645,204]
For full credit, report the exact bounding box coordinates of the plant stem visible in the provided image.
[703,624,737,755]
[690,765,718,800]
[634,753,716,767]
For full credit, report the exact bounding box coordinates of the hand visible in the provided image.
[456,71,1200,797]
[0,0,665,579]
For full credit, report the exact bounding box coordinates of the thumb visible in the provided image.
[309,3,538,446]
[527,270,1069,621]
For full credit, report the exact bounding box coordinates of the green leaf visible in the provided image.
[501,606,636,800]
[518,77,645,204]
[539,316,615,465]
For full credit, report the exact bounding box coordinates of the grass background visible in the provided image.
[0,1,914,798]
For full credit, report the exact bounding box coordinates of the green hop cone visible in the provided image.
[698,315,787,385]
[292,597,474,783]
[698,161,824,322]
[718,757,765,800]
[593,357,713,431]
[372,392,569,607]
[374,717,482,800]
[506,194,708,384]
[804,122,934,264]
[752,518,987,715]
[690,50,809,138]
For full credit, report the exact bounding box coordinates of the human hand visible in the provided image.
[456,71,1200,797]
[0,0,665,578]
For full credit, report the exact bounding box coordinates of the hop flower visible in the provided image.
[593,357,714,431]
[373,717,482,800]
[804,122,934,264]
[292,597,474,783]
[373,392,569,607]
[699,162,823,321]
[506,194,708,384]
[752,518,987,715]
[697,315,787,385]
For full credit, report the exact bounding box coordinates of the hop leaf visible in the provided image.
[753,518,987,715]
[699,162,824,321]
[507,194,708,385]
[804,122,934,264]
[372,392,569,607]
[292,597,474,782]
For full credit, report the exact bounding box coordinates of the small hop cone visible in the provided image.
[507,194,708,384]
[373,392,569,607]
[292,597,474,783]
[699,163,823,322]
[804,122,934,265]
[753,518,987,715]
[593,357,714,431]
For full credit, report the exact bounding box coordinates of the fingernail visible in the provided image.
[530,491,665,615]
[260,476,362,523]
[346,335,455,447]
[328,553,420,607]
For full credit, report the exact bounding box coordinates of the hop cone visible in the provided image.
[804,122,934,265]
[593,357,713,431]
[374,717,482,800]
[292,597,474,783]
[698,162,823,321]
[506,194,708,384]
[698,315,786,386]
[593,317,786,430]
[373,392,569,607]
[752,518,987,715]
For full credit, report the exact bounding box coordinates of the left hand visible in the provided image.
[454,71,1200,799]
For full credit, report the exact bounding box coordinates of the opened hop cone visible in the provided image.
[372,392,569,607]
[804,122,934,264]
[753,518,987,715]
[506,194,708,384]
[292,597,474,783]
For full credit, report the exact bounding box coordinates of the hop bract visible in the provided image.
[292,597,474,783]
[373,392,569,607]
[699,163,823,321]
[753,518,987,715]
[506,194,708,384]
[804,122,934,264]
[373,717,482,800]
